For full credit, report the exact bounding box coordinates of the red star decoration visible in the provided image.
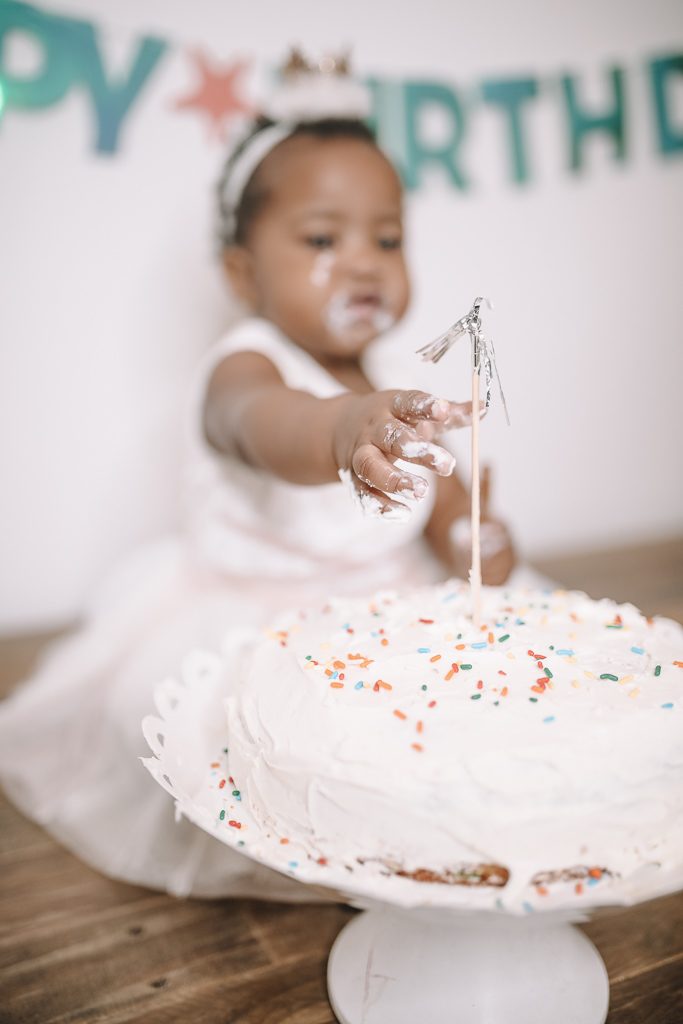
[173,50,254,140]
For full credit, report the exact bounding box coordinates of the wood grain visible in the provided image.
[1,538,682,1023]
[533,535,683,623]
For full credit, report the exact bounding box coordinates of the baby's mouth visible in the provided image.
[343,292,394,328]
[324,289,396,340]
[346,292,383,318]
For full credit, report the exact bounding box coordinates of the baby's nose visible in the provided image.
[344,239,382,279]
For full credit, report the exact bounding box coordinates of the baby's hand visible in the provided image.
[334,390,475,517]
[449,515,516,585]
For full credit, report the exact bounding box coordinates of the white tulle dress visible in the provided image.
[0,317,453,900]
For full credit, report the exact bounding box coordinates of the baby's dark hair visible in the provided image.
[216,117,377,249]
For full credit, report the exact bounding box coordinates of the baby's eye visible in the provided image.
[379,236,402,250]
[305,234,335,250]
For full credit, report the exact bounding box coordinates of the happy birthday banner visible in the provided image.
[0,1,681,189]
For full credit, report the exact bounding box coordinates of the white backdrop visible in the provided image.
[1,0,682,630]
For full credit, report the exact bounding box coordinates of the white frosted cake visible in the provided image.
[224,582,683,907]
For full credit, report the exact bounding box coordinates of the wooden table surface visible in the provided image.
[1,538,682,1023]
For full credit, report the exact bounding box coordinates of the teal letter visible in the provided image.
[561,68,626,172]
[404,81,467,191]
[650,55,683,155]
[481,78,538,183]
[71,20,166,153]
[365,76,409,184]
[0,1,73,110]
[0,1,167,153]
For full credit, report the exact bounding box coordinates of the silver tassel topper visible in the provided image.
[416,296,510,425]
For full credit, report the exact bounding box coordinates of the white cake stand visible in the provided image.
[327,906,608,1024]
[141,651,652,1024]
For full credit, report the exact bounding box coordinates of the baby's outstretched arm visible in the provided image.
[204,351,474,513]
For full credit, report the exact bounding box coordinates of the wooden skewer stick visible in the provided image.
[416,295,507,630]
[470,370,482,629]
[481,464,491,521]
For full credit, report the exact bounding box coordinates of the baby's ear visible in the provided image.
[222,245,258,308]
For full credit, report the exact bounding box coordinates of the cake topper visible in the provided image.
[418,297,510,628]
[417,297,510,426]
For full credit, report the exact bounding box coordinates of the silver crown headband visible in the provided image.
[219,52,372,246]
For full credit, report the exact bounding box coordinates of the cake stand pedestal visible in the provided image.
[328,907,609,1024]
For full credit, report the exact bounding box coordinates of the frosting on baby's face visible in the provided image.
[228,134,410,360]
